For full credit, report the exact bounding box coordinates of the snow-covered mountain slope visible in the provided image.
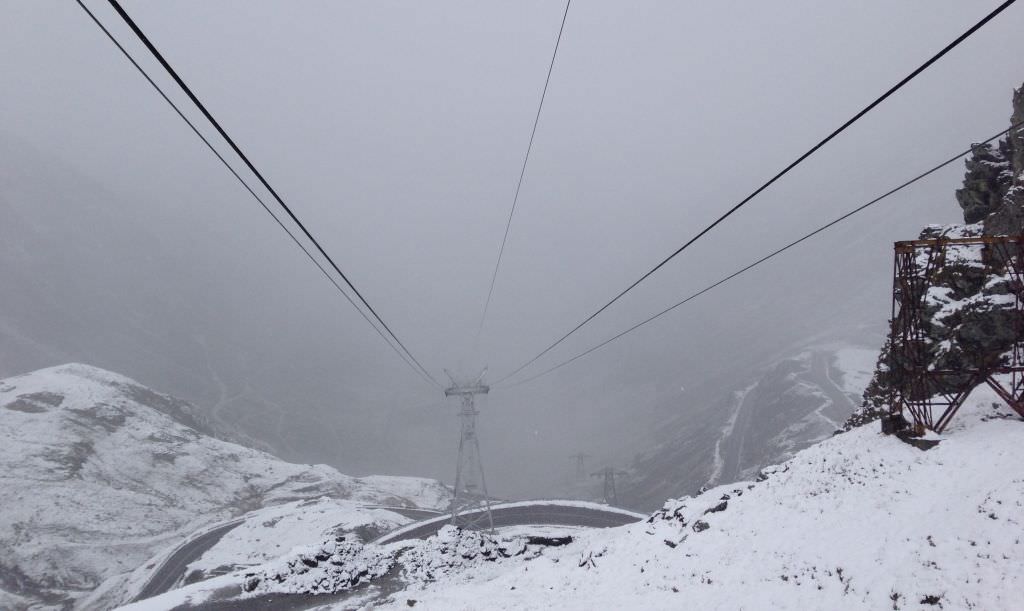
[374,388,1023,610]
[0,363,448,610]
[623,346,876,509]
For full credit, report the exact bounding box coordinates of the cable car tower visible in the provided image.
[444,369,494,531]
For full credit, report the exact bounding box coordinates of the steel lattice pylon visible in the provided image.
[591,467,626,506]
[443,370,494,531]
[570,452,590,482]
[888,235,1024,433]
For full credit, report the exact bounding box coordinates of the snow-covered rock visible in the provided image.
[241,534,394,596]
[0,363,448,610]
[399,525,535,585]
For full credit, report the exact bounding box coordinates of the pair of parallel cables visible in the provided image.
[488,0,1018,386]
[76,0,440,389]
[76,0,1018,390]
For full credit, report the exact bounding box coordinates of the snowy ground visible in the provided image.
[119,386,1022,610]
[373,387,1022,610]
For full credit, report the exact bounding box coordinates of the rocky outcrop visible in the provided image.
[851,83,1024,428]
[955,139,1013,224]
[982,83,1024,235]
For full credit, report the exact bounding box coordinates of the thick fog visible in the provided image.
[2,1,1022,498]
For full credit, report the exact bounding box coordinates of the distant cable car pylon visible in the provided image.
[444,368,494,531]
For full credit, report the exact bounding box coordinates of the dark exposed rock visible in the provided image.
[704,501,728,514]
[879,413,909,435]
[895,431,941,451]
[956,141,1011,223]
[43,440,94,478]
[4,391,64,413]
[115,380,272,452]
[526,535,574,547]
[920,594,943,606]
[985,83,1024,236]
[67,403,126,433]
[0,561,74,608]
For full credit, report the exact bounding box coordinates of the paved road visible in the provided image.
[183,502,642,611]
[185,503,643,605]
[135,520,243,602]
[137,503,641,609]
[134,507,442,603]
[375,502,644,543]
[367,506,443,521]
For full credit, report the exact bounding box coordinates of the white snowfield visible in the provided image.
[374,387,1022,610]
[0,364,449,609]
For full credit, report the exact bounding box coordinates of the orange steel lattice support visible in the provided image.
[888,235,1024,433]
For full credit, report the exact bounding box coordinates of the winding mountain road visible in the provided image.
[134,519,244,602]
[135,501,643,610]
[133,507,443,603]
[375,501,644,543]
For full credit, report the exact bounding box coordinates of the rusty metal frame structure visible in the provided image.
[889,235,1024,433]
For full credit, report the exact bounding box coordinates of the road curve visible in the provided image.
[138,503,636,599]
[133,507,442,603]
[140,501,644,610]
[375,502,644,544]
[363,506,443,521]
[135,520,243,601]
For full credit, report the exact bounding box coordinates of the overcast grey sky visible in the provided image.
[1,1,1022,497]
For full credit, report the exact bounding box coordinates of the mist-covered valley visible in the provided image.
[3,2,1024,609]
